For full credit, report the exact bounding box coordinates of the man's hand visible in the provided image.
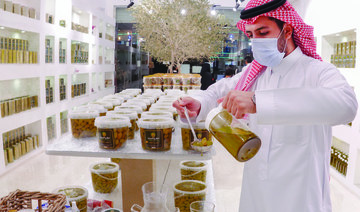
[172,97,201,118]
[222,90,256,119]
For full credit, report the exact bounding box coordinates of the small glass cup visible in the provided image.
[190,201,215,212]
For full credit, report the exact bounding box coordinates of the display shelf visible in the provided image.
[322,29,356,68]
[45,0,55,24]
[46,128,215,160]
[0,0,116,176]
[0,0,40,20]
[60,110,69,135]
[0,26,39,64]
[99,45,103,64]
[59,38,67,64]
[45,76,55,104]
[105,47,114,64]
[46,115,56,142]
[71,40,89,64]
[71,6,90,34]
[0,119,42,173]
[79,159,217,211]
[105,71,114,88]
[105,23,115,42]
[45,35,54,63]
[59,75,67,101]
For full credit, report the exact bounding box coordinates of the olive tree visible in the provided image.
[131,0,230,73]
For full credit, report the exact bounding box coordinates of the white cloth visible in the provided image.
[240,63,251,73]
[191,47,358,212]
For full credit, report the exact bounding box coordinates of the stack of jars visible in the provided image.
[330,146,348,176]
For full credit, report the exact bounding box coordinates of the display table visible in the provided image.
[46,126,216,211]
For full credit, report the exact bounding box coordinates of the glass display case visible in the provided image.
[71,73,88,98]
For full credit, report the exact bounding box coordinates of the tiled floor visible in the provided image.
[0,141,360,211]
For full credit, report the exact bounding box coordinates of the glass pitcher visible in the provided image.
[205,104,261,162]
[131,182,179,212]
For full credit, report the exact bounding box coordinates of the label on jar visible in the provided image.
[191,129,210,142]
[144,129,164,150]
[98,129,114,149]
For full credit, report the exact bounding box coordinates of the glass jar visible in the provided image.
[94,116,130,149]
[180,161,207,183]
[138,118,174,151]
[54,186,88,212]
[173,180,206,212]
[106,110,138,139]
[90,162,119,193]
[205,105,261,162]
[180,121,211,151]
[69,110,99,138]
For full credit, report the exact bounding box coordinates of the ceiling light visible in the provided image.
[211,10,216,15]
[335,34,340,36]
[233,7,237,12]
[181,9,186,15]
[127,0,134,8]
[0,26,4,30]
[149,9,153,14]
[21,30,25,33]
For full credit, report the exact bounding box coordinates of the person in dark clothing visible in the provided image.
[200,63,213,90]
[225,66,236,78]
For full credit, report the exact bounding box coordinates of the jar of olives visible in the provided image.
[149,106,177,121]
[94,116,130,149]
[123,101,147,112]
[106,110,138,139]
[180,121,211,151]
[138,118,174,151]
[173,180,206,212]
[180,161,207,183]
[69,110,99,139]
[90,162,119,193]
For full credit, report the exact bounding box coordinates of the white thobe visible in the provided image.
[191,47,358,212]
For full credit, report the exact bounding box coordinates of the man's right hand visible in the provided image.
[172,97,201,119]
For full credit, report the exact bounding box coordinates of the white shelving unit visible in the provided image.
[0,0,116,175]
[306,0,360,197]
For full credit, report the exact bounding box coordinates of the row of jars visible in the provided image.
[330,146,348,176]
[68,88,211,152]
[143,73,201,86]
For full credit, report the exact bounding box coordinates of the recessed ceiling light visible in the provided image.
[21,30,25,33]
[0,26,5,30]
[335,34,340,36]
[181,9,186,15]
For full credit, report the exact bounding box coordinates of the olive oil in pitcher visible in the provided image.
[205,105,261,162]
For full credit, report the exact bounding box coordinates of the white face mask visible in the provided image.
[251,27,287,67]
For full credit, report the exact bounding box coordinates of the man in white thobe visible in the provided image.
[173,0,358,211]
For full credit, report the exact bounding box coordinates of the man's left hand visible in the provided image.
[222,90,256,119]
